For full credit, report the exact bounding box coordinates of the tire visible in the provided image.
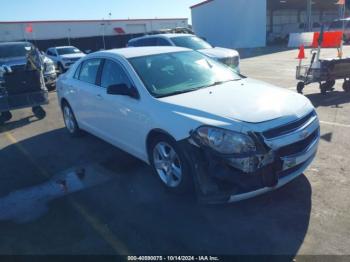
[343,81,350,92]
[325,80,335,91]
[320,83,328,95]
[57,63,65,75]
[32,106,46,119]
[0,111,12,125]
[61,102,81,137]
[297,82,305,94]
[47,84,56,92]
[1,111,12,122]
[149,134,193,193]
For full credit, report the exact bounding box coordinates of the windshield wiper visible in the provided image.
[155,79,239,98]
[203,79,238,88]
[156,87,204,98]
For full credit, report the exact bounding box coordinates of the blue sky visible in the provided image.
[1,0,200,23]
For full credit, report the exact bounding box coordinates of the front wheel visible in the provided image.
[149,135,193,193]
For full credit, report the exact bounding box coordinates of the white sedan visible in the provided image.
[57,47,320,203]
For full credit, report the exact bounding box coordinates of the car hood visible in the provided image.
[61,53,86,59]
[0,57,26,67]
[198,47,239,59]
[158,78,313,124]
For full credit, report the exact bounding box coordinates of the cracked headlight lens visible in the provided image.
[195,126,256,155]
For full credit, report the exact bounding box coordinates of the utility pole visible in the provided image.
[306,0,312,32]
[67,28,71,46]
[101,19,106,50]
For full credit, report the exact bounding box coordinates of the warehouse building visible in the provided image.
[191,0,343,48]
[0,18,188,51]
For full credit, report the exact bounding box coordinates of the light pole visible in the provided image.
[306,0,312,32]
[67,28,71,46]
[101,19,106,50]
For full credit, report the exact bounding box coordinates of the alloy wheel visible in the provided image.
[152,142,182,188]
[63,106,75,133]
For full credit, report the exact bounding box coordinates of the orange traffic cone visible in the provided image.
[297,45,306,60]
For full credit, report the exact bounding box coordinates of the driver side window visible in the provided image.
[100,59,132,89]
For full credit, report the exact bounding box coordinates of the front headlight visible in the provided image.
[45,62,56,73]
[194,126,256,155]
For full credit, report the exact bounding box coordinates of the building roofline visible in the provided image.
[190,0,214,9]
[0,18,188,24]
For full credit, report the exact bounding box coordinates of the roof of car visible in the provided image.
[96,46,191,59]
[54,46,77,49]
[129,33,194,42]
[155,33,194,38]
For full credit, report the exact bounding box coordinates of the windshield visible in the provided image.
[0,43,32,59]
[129,51,241,98]
[171,36,212,50]
[57,47,82,55]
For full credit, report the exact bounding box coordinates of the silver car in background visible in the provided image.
[128,34,240,72]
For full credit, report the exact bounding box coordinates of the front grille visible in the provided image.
[277,129,319,157]
[263,110,316,139]
[69,57,80,62]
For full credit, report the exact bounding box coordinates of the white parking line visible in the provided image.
[320,120,350,128]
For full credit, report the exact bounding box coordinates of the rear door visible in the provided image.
[156,37,172,46]
[72,58,104,133]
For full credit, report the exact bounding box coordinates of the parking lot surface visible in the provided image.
[0,46,349,256]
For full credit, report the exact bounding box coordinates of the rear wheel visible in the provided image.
[343,80,350,92]
[320,80,335,95]
[62,102,81,137]
[47,84,56,91]
[149,134,193,193]
[326,80,336,91]
[32,106,46,119]
[297,82,305,94]
[0,111,12,125]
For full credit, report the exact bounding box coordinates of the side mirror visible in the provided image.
[107,84,139,98]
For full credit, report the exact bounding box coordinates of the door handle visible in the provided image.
[96,94,103,100]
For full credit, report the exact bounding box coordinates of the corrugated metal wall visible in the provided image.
[191,0,267,48]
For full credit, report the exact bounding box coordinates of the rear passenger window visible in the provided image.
[79,59,102,85]
[157,38,171,46]
[135,38,157,46]
[73,63,82,79]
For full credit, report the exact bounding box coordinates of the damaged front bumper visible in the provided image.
[182,123,319,204]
